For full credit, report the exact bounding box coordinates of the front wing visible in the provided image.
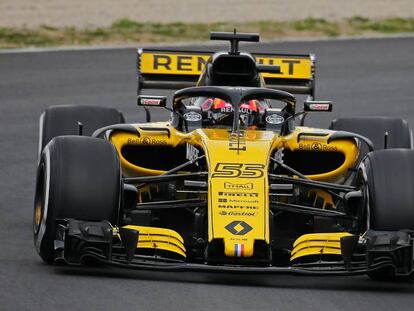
[54,219,414,278]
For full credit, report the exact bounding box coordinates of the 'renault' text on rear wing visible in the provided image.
[137,49,315,99]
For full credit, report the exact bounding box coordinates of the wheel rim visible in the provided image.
[34,164,45,234]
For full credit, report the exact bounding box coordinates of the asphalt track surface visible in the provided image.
[1,37,414,311]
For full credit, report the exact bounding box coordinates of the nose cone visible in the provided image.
[201,129,276,259]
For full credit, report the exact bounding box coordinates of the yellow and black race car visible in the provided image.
[34,32,414,281]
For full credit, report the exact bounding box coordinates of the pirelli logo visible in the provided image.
[218,192,259,197]
[139,51,312,79]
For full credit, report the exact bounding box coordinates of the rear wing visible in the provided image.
[137,49,315,99]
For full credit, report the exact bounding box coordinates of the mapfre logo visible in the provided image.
[224,182,253,190]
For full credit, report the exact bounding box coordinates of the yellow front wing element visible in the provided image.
[201,129,277,258]
[121,225,186,258]
[291,232,352,262]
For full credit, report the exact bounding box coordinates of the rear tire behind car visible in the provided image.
[330,117,412,152]
[360,149,414,280]
[38,105,125,158]
[330,117,412,185]
[34,136,121,264]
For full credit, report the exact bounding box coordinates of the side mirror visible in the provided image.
[264,109,286,131]
[137,95,167,108]
[181,106,203,132]
[304,100,332,112]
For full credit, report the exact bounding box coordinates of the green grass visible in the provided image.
[111,19,144,31]
[1,17,414,48]
[291,18,340,36]
[0,28,58,46]
[349,16,414,33]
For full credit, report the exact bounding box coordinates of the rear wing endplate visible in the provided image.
[137,49,315,98]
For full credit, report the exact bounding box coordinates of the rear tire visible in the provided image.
[330,117,412,153]
[38,105,125,158]
[330,117,412,185]
[34,136,121,264]
[360,149,414,280]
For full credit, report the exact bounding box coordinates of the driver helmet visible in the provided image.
[201,98,262,128]
[208,98,234,126]
[239,100,261,128]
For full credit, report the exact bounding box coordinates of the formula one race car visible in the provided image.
[34,32,414,281]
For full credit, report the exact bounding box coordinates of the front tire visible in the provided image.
[362,149,414,231]
[34,136,121,264]
[360,149,414,280]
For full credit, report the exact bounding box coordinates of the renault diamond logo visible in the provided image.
[225,221,253,235]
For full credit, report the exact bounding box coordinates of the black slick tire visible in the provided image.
[330,117,412,153]
[38,105,125,158]
[362,149,414,231]
[33,136,121,264]
[361,149,414,281]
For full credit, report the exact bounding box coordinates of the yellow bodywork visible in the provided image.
[110,124,359,259]
[121,225,186,258]
[201,129,274,257]
[291,232,352,262]
[110,125,359,182]
[281,127,359,183]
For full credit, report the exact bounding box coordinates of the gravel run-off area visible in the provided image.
[1,0,414,28]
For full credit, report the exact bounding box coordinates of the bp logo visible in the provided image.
[225,220,253,235]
